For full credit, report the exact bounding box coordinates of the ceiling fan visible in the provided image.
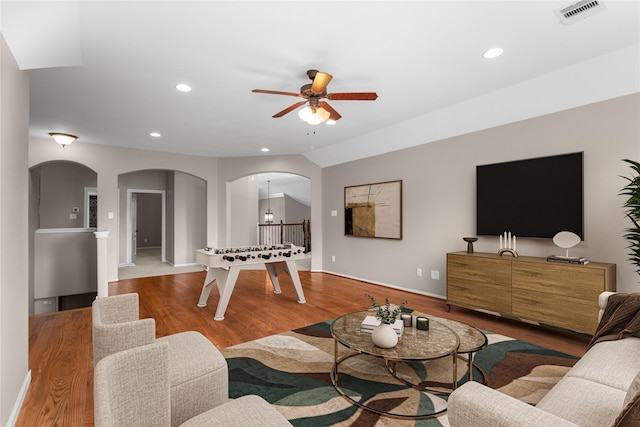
[252,69,378,124]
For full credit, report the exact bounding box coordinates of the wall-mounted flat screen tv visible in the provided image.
[476,152,583,239]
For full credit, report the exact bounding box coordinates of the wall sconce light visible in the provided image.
[264,180,273,224]
[49,132,78,148]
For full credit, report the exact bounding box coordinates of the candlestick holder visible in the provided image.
[498,248,518,257]
[498,231,518,257]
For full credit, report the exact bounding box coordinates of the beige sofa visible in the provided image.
[448,291,640,427]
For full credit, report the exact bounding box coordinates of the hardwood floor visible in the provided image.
[17,270,591,426]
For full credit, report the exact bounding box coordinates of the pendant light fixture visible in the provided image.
[264,180,273,224]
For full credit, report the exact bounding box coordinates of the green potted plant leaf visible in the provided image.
[620,159,640,275]
[365,294,408,324]
[365,294,408,348]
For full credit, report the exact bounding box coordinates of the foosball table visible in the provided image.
[195,243,307,321]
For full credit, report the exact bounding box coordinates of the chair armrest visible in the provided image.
[92,318,156,365]
[448,382,579,427]
[598,291,617,322]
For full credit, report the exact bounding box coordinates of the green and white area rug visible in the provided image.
[221,319,579,426]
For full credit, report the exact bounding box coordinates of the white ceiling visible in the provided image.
[2,1,639,169]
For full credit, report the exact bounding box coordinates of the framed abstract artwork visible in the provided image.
[344,180,402,239]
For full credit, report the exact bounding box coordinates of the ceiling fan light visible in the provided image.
[298,106,330,124]
[326,119,337,125]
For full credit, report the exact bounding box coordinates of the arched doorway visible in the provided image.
[117,169,207,279]
[28,160,98,315]
[227,172,311,269]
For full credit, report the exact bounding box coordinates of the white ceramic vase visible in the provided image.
[371,323,398,348]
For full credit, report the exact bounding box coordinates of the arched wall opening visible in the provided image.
[117,169,207,277]
[226,172,311,258]
[28,160,98,315]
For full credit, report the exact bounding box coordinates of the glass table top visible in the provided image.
[331,310,483,361]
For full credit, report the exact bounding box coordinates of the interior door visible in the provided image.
[131,193,138,263]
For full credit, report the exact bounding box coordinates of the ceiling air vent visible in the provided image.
[555,0,605,25]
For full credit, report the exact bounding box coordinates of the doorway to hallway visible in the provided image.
[126,189,166,265]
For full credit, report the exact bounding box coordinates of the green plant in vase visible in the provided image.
[620,159,640,275]
[365,294,408,324]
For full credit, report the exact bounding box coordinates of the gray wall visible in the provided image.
[0,33,29,426]
[171,171,207,265]
[35,162,96,228]
[228,175,259,247]
[284,194,310,223]
[323,94,640,296]
[33,230,97,298]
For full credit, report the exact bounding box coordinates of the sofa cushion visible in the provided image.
[157,331,227,387]
[180,395,292,427]
[157,331,229,426]
[565,338,640,391]
[536,376,626,427]
[612,390,640,427]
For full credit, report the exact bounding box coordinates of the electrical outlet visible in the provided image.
[431,270,440,280]
[331,255,336,262]
[417,268,422,277]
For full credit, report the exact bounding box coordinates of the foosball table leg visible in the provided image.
[197,269,216,307]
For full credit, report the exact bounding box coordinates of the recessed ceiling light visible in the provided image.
[261,147,269,152]
[175,83,192,92]
[483,47,504,59]
[150,132,161,137]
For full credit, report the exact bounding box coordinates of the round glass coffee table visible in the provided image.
[330,310,487,419]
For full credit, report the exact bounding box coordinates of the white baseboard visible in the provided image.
[321,270,446,300]
[7,370,31,427]
[171,262,200,268]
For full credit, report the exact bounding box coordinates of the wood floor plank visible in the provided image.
[17,270,591,426]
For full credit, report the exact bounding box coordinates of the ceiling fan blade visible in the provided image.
[252,89,302,97]
[273,101,307,118]
[327,92,378,101]
[319,102,341,121]
[311,72,333,94]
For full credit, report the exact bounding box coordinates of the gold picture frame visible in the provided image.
[344,180,402,239]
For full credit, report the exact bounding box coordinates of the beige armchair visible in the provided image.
[92,293,228,426]
[94,341,292,427]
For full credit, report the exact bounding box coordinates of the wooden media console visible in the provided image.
[446,252,616,334]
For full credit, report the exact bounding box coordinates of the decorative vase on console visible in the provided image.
[365,294,407,349]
